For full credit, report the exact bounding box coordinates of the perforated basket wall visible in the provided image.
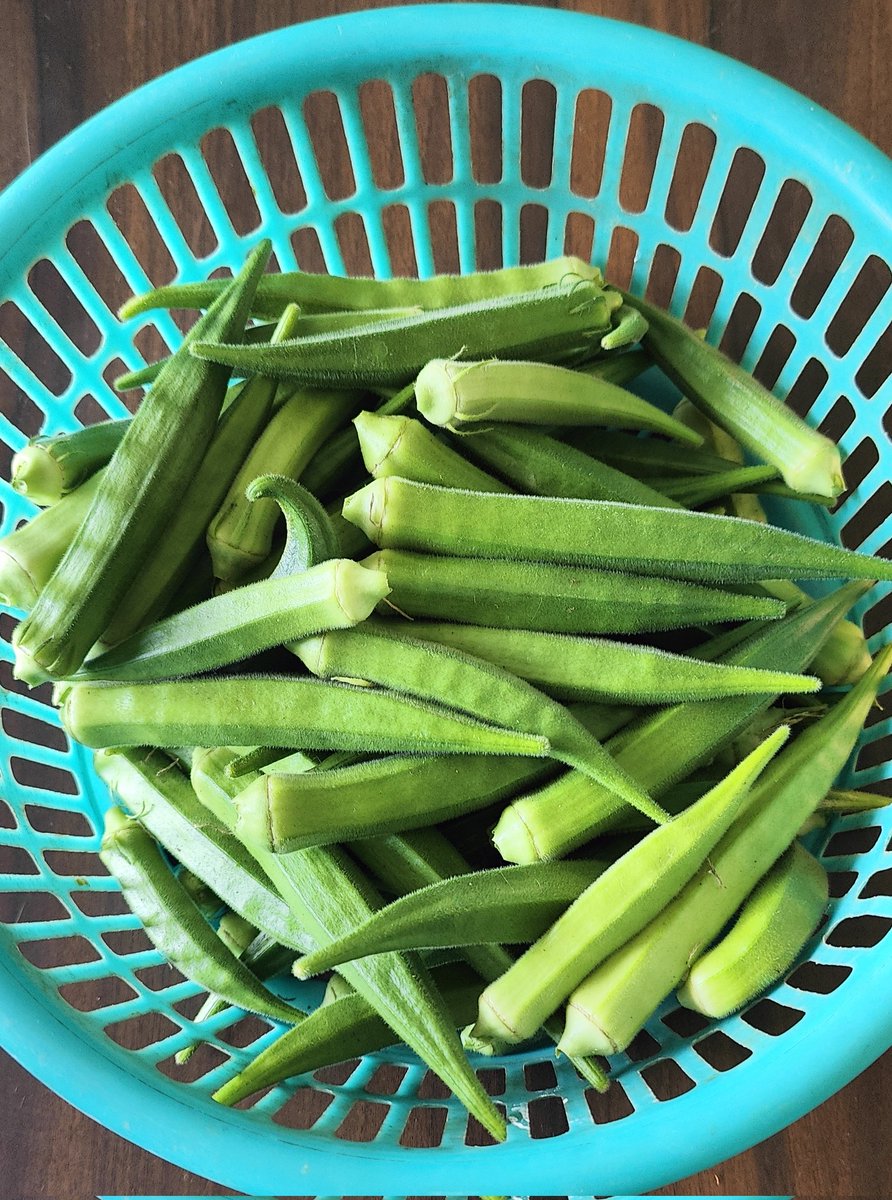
[0,7,890,1195]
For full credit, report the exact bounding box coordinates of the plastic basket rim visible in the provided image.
[1,5,891,1194]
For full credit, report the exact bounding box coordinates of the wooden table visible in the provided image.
[1,2,889,1196]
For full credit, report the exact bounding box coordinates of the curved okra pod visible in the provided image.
[344,477,892,584]
[290,625,664,820]
[13,242,272,682]
[11,420,128,506]
[99,805,305,1026]
[246,475,340,575]
[415,358,701,444]
[558,645,892,1058]
[61,676,552,758]
[0,470,104,610]
[398,621,820,704]
[72,559,388,682]
[96,748,313,952]
[354,411,510,492]
[677,841,829,1018]
[629,292,845,498]
[294,859,609,977]
[362,549,784,634]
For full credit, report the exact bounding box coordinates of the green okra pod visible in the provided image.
[473,727,789,1045]
[294,859,609,976]
[344,477,892,584]
[677,841,829,1018]
[11,421,128,507]
[571,428,741,479]
[98,805,305,1026]
[577,347,651,388]
[558,645,892,1057]
[362,549,784,634]
[13,242,272,682]
[354,410,510,492]
[248,475,340,575]
[416,358,701,444]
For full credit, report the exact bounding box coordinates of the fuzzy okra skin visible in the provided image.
[493,580,872,864]
[474,728,789,1044]
[190,281,616,388]
[354,410,510,492]
[13,242,272,683]
[290,625,664,821]
[416,357,701,444]
[678,842,829,1018]
[399,621,821,705]
[99,806,305,1026]
[630,292,845,499]
[558,645,892,1058]
[74,559,386,682]
[11,420,128,506]
[61,675,551,759]
[294,859,609,976]
[362,549,784,634]
[250,475,340,575]
[344,477,892,584]
[571,427,741,478]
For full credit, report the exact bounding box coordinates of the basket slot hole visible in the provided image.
[605,225,640,291]
[10,757,78,797]
[0,846,38,878]
[859,866,892,900]
[150,153,218,260]
[477,1066,506,1096]
[751,179,813,286]
[786,959,851,993]
[199,127,262,237]
[640,1057,696,1102]
[645,242,681,309]
[303,90,357,202]
[570,88,611,198]
[826,255,892,358]
[132,323,173,375]
[134,961,187,992]
[0,661,54,708]
[65,220,133,316]
[528,1093,569,1139]
[381,204,420,278]
[106,183,177,289]
[520,203,549,266]
[692,1029,752,1071]
[105,1010,180,1052]
[664,122,717,233]
[826,914,892,948]
[682,265,723,332]
[217,1013,273,1050]
[623,1027,662,1063]
[818,395,856,445]
[856,319,892,400]
[562,210,594,265]
[584,1080,634,1124]
[101,928,154,957]
[417,1068,451,1100]
[250,106,308,216]
[103,357,139,403]
[619,103,664,214]
[427,201,460,275]
[24,806,91,838]
[313,1059,360,1087]
[358,80,405,192]
[75,394,115,425]
[412,73,453,186]
[0,302,70,401]
[363,1063,407,1096]
[157,1040,228,1085]
[19,933,101,969]
[170,992,207,1022]
[290,227,328,275]
[333,212,374,277]
[335,1097,390,1142]
[791,214,854,319]
[475,199,504,271]
[521,79,557,189]
[399,1103,448,1147]
[841,482,892,551]
[1,708,67,754]
[70,888,129,918]
[751,323,796,392]
[524,1059,557,1092]
[854,732,892,773]
[465,1101,507,1147]
[824,825,882,858]
[469,73,502,185]
[59,973,139,1013]
[0,801,18,832]
[660,1005,711,1038]
[0,889,68,924]
[27,259,101,357]
[785,357,829,420]
[44,848,106,880]
[827,869,858,899]
[741,996,805,1035]
[272,1086,336,1130]
[835,435,880,507]
[863,590,892,640]
[708,147,766,258]
[718,292,762,364]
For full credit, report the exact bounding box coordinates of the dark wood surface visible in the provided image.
[1,1,890,1197]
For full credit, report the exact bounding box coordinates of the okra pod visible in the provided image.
[570,428,740,479]
[249,475,340,575]
[11,420,127,506]
[354,410,510,492]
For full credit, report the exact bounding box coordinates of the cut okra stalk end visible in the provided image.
[10,446,65,507]
[332,560,392,623]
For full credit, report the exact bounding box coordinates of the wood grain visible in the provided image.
[0,1,889,1196]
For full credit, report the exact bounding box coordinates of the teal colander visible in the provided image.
[1,7,890,1194]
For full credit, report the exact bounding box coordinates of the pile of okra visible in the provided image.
[3,242,891,1140]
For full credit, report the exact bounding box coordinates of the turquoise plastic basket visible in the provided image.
[1,6,891,1194]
